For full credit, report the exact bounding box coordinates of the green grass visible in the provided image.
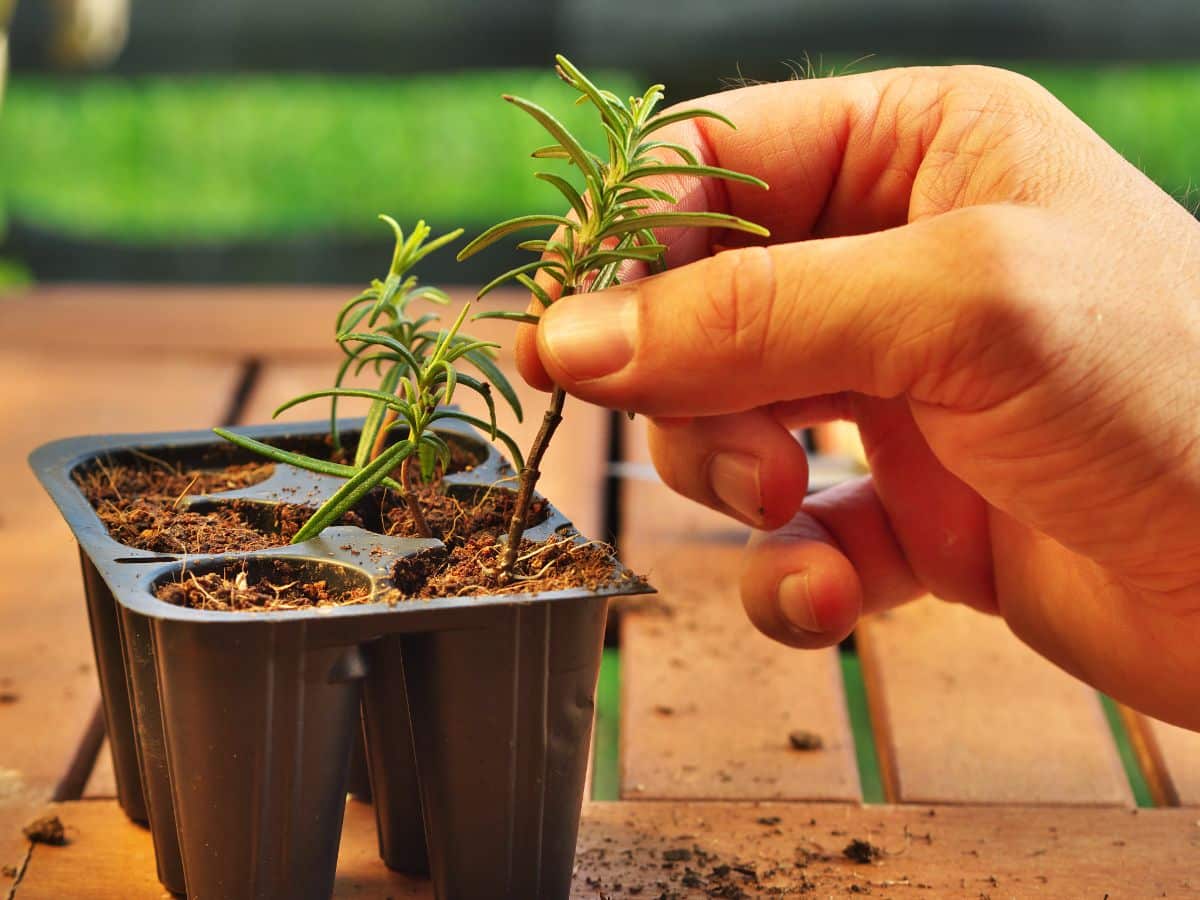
[0,64,1195,249]
[0,70,636,242]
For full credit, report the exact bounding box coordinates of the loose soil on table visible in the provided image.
[22,816,67,846]
[156,561,371,611]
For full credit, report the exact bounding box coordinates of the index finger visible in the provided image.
[514,66,960,387]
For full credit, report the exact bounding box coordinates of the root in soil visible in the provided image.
[156,561,371,611]
[392,534,642,600]
[382,483,546,547]
[75,453,272,506]
[89,498,361,555]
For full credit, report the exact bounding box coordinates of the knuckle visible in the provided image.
[691,247,779,364]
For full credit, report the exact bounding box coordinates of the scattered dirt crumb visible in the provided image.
[756,816,781,826]
[22,816,66,846]
[843,839,882,864]
[788,729,824,751]
[2,864,16,878]
[0,692,18,704]
[662,848,692,862]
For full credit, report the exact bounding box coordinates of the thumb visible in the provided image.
[535,204,1047,416]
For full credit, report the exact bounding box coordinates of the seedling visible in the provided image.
[215,216,523,542]
[459,54,770,578]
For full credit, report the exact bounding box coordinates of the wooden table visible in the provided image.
[2,285,1198,899]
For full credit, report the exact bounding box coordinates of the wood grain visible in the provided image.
[0,284,524,358]
[14,799,1200,898]
[0,347,242,874]
[616,418,860,801]
[857,597,1133,805]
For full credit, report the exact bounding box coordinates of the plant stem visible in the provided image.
[400,453,433,539]
[369,409,397,461]
[499,383,565,579]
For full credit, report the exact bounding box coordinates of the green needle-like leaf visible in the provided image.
[291,439,416,544]
[624,163,769,190]
[502,93,604,189]
[457,214,576,260]
[211,428,404,493]
[473,310,542,326]
[605,211,770,238]
[641,106,738,136]
[430,410,525,470]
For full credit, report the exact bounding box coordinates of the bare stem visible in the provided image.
[499,384,565,579]
[400,453,433,539]
[369,409,397,461]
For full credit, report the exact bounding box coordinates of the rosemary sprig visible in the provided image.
[459,54,770,578]
[216,216,522,543]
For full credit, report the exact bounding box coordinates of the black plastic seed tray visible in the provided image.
[29,418,651,900]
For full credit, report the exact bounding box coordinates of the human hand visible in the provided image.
[513,66,1200,730]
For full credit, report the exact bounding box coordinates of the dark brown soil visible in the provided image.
[75,453,273,506]
[22,816,66,846]
[89,497,361,555]
[788,729,824,751]
[392,534,640,599]
[842,839,882,864]
[156,561,371,611]
[383,484,547,547]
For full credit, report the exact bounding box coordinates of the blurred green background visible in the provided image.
[1,5,1198,286]
[2,63,1197,251]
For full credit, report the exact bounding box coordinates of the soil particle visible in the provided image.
[156,561,371,612]
[383,484,547,547]
[393,534,641,600]
[92,497,358,554]
[0,692,17,704]
[662,848,693,862]
[1,864,16,877]
[75,454,273,506]
[76,453,349,553]
[22,816,66,846]
[788,730,824,751]
[843,839,883,864]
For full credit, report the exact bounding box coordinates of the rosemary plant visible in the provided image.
[458,55,770,578]
[215,216,523,544]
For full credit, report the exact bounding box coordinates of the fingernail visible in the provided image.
[708,451,764,526]
[777,572,822,633]
[541,288,638,381]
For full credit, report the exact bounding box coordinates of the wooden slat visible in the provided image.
[0,285,524,358]
[616,418,860,801]
[1124,709,1200,806]
[857,597,1133,805]
[0,347,243,873]
[14,799,1200,898]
